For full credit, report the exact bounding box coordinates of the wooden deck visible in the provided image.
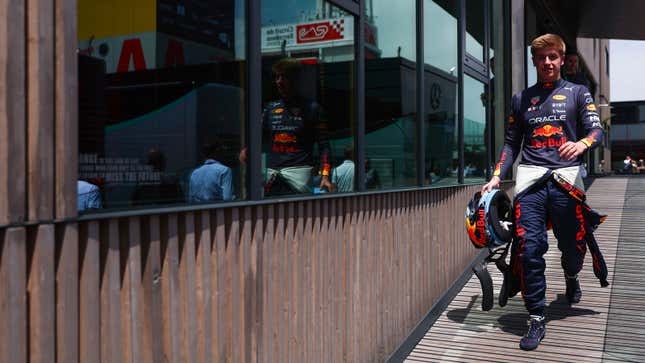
[401,177,645,362]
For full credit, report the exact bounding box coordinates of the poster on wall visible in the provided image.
[261,17,354,53]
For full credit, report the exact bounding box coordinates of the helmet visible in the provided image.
[465,189,513,248]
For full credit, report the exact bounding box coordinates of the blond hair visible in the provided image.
[530,33,565,56]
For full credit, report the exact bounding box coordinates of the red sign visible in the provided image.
[296,19,345,44]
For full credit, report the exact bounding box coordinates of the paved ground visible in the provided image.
[402,177,645,363]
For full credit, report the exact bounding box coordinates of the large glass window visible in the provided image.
[424,0,459,186]
[463,75,487,182]
[260,1,355,197]
[78,0,246,212]
[365,0,417,189]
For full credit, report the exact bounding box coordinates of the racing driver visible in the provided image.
[262,58,333,196]
[481,34,604,350]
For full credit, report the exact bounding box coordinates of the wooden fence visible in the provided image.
[0,186,484,362]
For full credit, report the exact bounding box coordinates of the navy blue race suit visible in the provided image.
[262,98,331,193]
[493,79,604,314]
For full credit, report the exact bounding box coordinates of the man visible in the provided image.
[623,155,633,174]
[562,49,590,88]
[482,34,603,351]
[332,145,355,193]
[189,141,233,202]
[263,58,333,196]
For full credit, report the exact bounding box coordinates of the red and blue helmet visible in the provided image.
[465,189,514,249]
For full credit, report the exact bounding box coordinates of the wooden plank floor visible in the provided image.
[403,177,645,363]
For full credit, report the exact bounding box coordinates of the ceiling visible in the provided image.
[562,0,645,40]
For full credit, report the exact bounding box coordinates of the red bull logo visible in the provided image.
[466,208,488,248]
[274,133,297,143]
[532,124,563,138]
[530,136,567,148]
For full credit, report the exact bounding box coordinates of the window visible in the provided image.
[261,0,356,197]
[466,0,485,63]
[605,47,610,76]
[424,0,459,186]
[78,0,246,212]
[463,75,487,182]
[365,0,418,189]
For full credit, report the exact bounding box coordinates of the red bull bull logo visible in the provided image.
[532,124,563,138]
[274,133,297,143]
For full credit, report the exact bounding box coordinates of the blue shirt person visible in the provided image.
[188,141,234,203]
[331,145,355,193]
[78,180,102,212]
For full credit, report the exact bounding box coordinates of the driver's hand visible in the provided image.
[320,175,335,192]
[481,176,501,195]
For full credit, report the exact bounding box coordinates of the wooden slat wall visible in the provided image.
[27,0,55,221]
[0,0,27,225]
[54,0,78,218]
[0,185,485,362]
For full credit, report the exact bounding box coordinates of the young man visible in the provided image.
[262,58,333,196]
[482,34,604,351]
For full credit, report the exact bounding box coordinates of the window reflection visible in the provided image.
[77,0,246,211]
[464,75,487,182]
[466,0,485,62]
[424,0,459,186]
[365,0,418,189]
[424,0,458,75]
[261,1,355,197]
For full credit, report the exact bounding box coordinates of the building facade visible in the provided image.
[0,0,613,361]
[610,100,645,171]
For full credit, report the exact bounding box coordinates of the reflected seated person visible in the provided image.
[262,58,333,196]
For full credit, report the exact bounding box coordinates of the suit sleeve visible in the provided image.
[493,94,524,179]
[576,87,604,150]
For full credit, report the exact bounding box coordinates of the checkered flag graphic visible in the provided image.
[331,19,345,35]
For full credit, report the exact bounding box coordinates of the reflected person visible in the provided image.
[132,148,183,206]
[78,179,102,212]
[331,145,355,193]
[189,141,233,202]
[262,58,333,196]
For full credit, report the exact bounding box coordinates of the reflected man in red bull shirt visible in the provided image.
[262,58,333,196]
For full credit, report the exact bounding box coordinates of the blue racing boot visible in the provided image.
[519,315,546,351]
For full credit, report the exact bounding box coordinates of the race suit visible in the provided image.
[493,79,604,314]
[262,98,331,194]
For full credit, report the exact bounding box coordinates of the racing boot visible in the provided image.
[519,315,546,351]
[565,273,582,304]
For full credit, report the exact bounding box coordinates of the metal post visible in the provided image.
[355,0,366,192]
[247,0,262,200]
[416,0,426,186]
[458,0,465,184]
[484,0,491,180]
